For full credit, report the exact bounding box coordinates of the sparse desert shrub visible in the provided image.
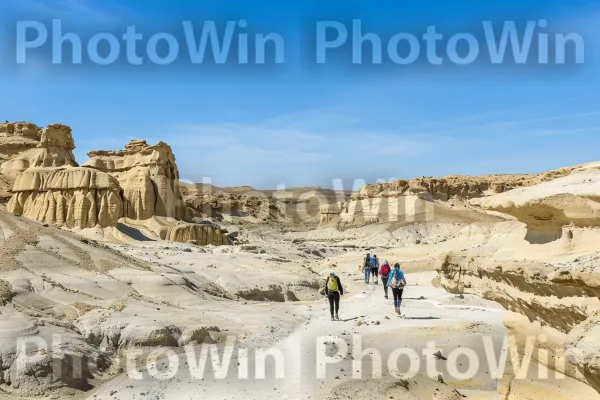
[71,302,96,316]
[109,301,126,312]
[0,279,12,304]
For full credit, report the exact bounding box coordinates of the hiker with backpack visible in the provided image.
[379,260,391,298]
[387,263,407,316]
[371,255,380,284]
[363,253,372,284]
[325,272,344,321]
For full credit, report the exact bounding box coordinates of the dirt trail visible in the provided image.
[87,269,510,399]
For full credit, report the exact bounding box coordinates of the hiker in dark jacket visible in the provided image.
[363,253,372,284]
[325,272,344,321]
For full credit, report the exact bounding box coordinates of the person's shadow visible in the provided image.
[338,316,365,322]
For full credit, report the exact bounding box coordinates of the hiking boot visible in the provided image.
[331,315,335,321]
[335,313,339,320]
[385,295,388,299]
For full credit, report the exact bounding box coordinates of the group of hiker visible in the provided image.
[324,252,407,321]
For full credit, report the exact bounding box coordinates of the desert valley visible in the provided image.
[0,121,599,400]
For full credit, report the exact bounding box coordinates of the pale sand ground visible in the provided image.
[85,255,599,400]
[2,199,600,399]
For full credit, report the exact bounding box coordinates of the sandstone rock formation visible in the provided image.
[0,121,40,139]
[566,313,600,391]
[1,122,67,199]
[166,221,230,245]
[436,238,600,393]
[183,189,283,223]
[320,164,592,229]
[182,183,350,225]
[319,203,343,224]
[7,167,122,228]
[3,125,229,245]
[85,140,188,221]
[471,164,600,242]
[1,123,78,177]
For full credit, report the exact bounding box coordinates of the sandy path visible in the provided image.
[88,269,508,400]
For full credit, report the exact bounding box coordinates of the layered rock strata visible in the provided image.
[436,238,600,393]
[84,140,188,221]
[4,126,228,245]
[7,167,122,228]
[1,123,78,177]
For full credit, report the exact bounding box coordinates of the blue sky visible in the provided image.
[1,0,600,189]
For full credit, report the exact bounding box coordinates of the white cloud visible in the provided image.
[146,111,489,188]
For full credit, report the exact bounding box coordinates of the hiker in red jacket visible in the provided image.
[379,260,391,299]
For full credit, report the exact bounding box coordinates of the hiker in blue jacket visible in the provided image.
[387,263,407,315]
[370,255,380,284]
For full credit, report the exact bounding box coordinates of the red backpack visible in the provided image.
[380,264,391,277]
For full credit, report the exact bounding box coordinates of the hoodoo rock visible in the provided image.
[84,140,188,220]
[5,126,229,245]
[1,122,76,200]
[1,123,78,177]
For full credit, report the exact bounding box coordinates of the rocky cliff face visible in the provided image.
[431,165,600,394]
[356,168,576,200]
[8,167,122,228]
[436,249,600,393]
[183,191,283,222]
[320,166,584,228]
[85,140,188,221]
[471,165,600,243]
[3,125,228,245]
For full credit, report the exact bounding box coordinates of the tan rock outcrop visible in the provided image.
[184,191,283,222]
[7,167,122,228]
[471,166,600,242]
[166,221,230,245]
[436,250,600,393]
[85,140,188,221]
[0,121,40,140]
[319,203,343,224]
[321,163,595,228]
[1,122,43,198]
[4,129,229,245]
[566,313,600,392]
[1,124,78,178]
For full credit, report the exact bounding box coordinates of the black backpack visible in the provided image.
[364,257,371,268]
